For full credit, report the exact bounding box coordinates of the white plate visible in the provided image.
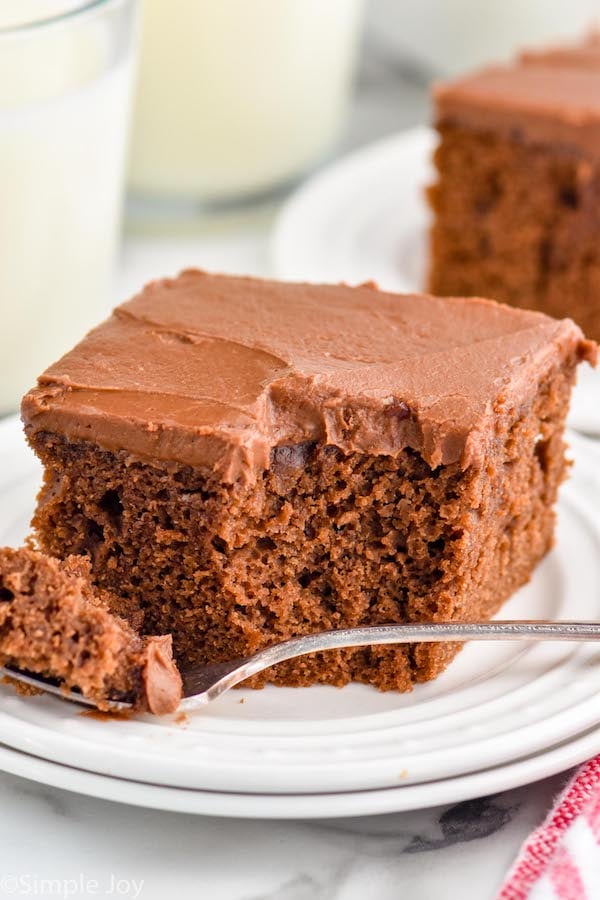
[1,415,600,811]
[0,724,599,819]
[271,126,600,436]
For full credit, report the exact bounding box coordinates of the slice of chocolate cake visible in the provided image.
[428,40,600,341]
[21,271,595,691]
[0,547,182,713]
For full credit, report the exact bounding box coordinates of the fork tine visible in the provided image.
[0,666,131,711]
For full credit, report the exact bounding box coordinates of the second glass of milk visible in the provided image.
[128,0,364,207]
[0,0,137,415]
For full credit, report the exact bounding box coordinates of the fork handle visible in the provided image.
[179,620,600,709]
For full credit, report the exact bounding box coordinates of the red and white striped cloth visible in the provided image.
[498,757,600,899]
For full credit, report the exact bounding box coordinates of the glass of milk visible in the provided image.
[128,0,364,208]
[0,0,137,415]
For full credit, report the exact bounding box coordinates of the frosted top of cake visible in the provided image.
[22,271,594,482]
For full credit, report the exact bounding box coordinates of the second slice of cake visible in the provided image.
[428,40,600,341]
[21,272,595,691]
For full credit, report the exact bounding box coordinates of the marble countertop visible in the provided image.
[0,59,579,900]
[0,770,569,900]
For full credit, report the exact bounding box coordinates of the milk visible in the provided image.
[0,2,135,415]
[128,0,364,201]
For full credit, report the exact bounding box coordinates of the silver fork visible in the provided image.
[3,620,600,714]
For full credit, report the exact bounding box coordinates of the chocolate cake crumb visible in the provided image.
[0,548,182,713]
[1,676,44,697]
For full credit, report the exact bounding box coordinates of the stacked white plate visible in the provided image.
[1,416,600,818]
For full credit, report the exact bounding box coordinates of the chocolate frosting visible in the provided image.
[142,635,182,715]
[21,271,595,482]
[520,32,600,70]
[435,63,600,156]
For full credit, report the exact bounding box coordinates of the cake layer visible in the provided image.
[22,271,594,483]
[428,125,600,340]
